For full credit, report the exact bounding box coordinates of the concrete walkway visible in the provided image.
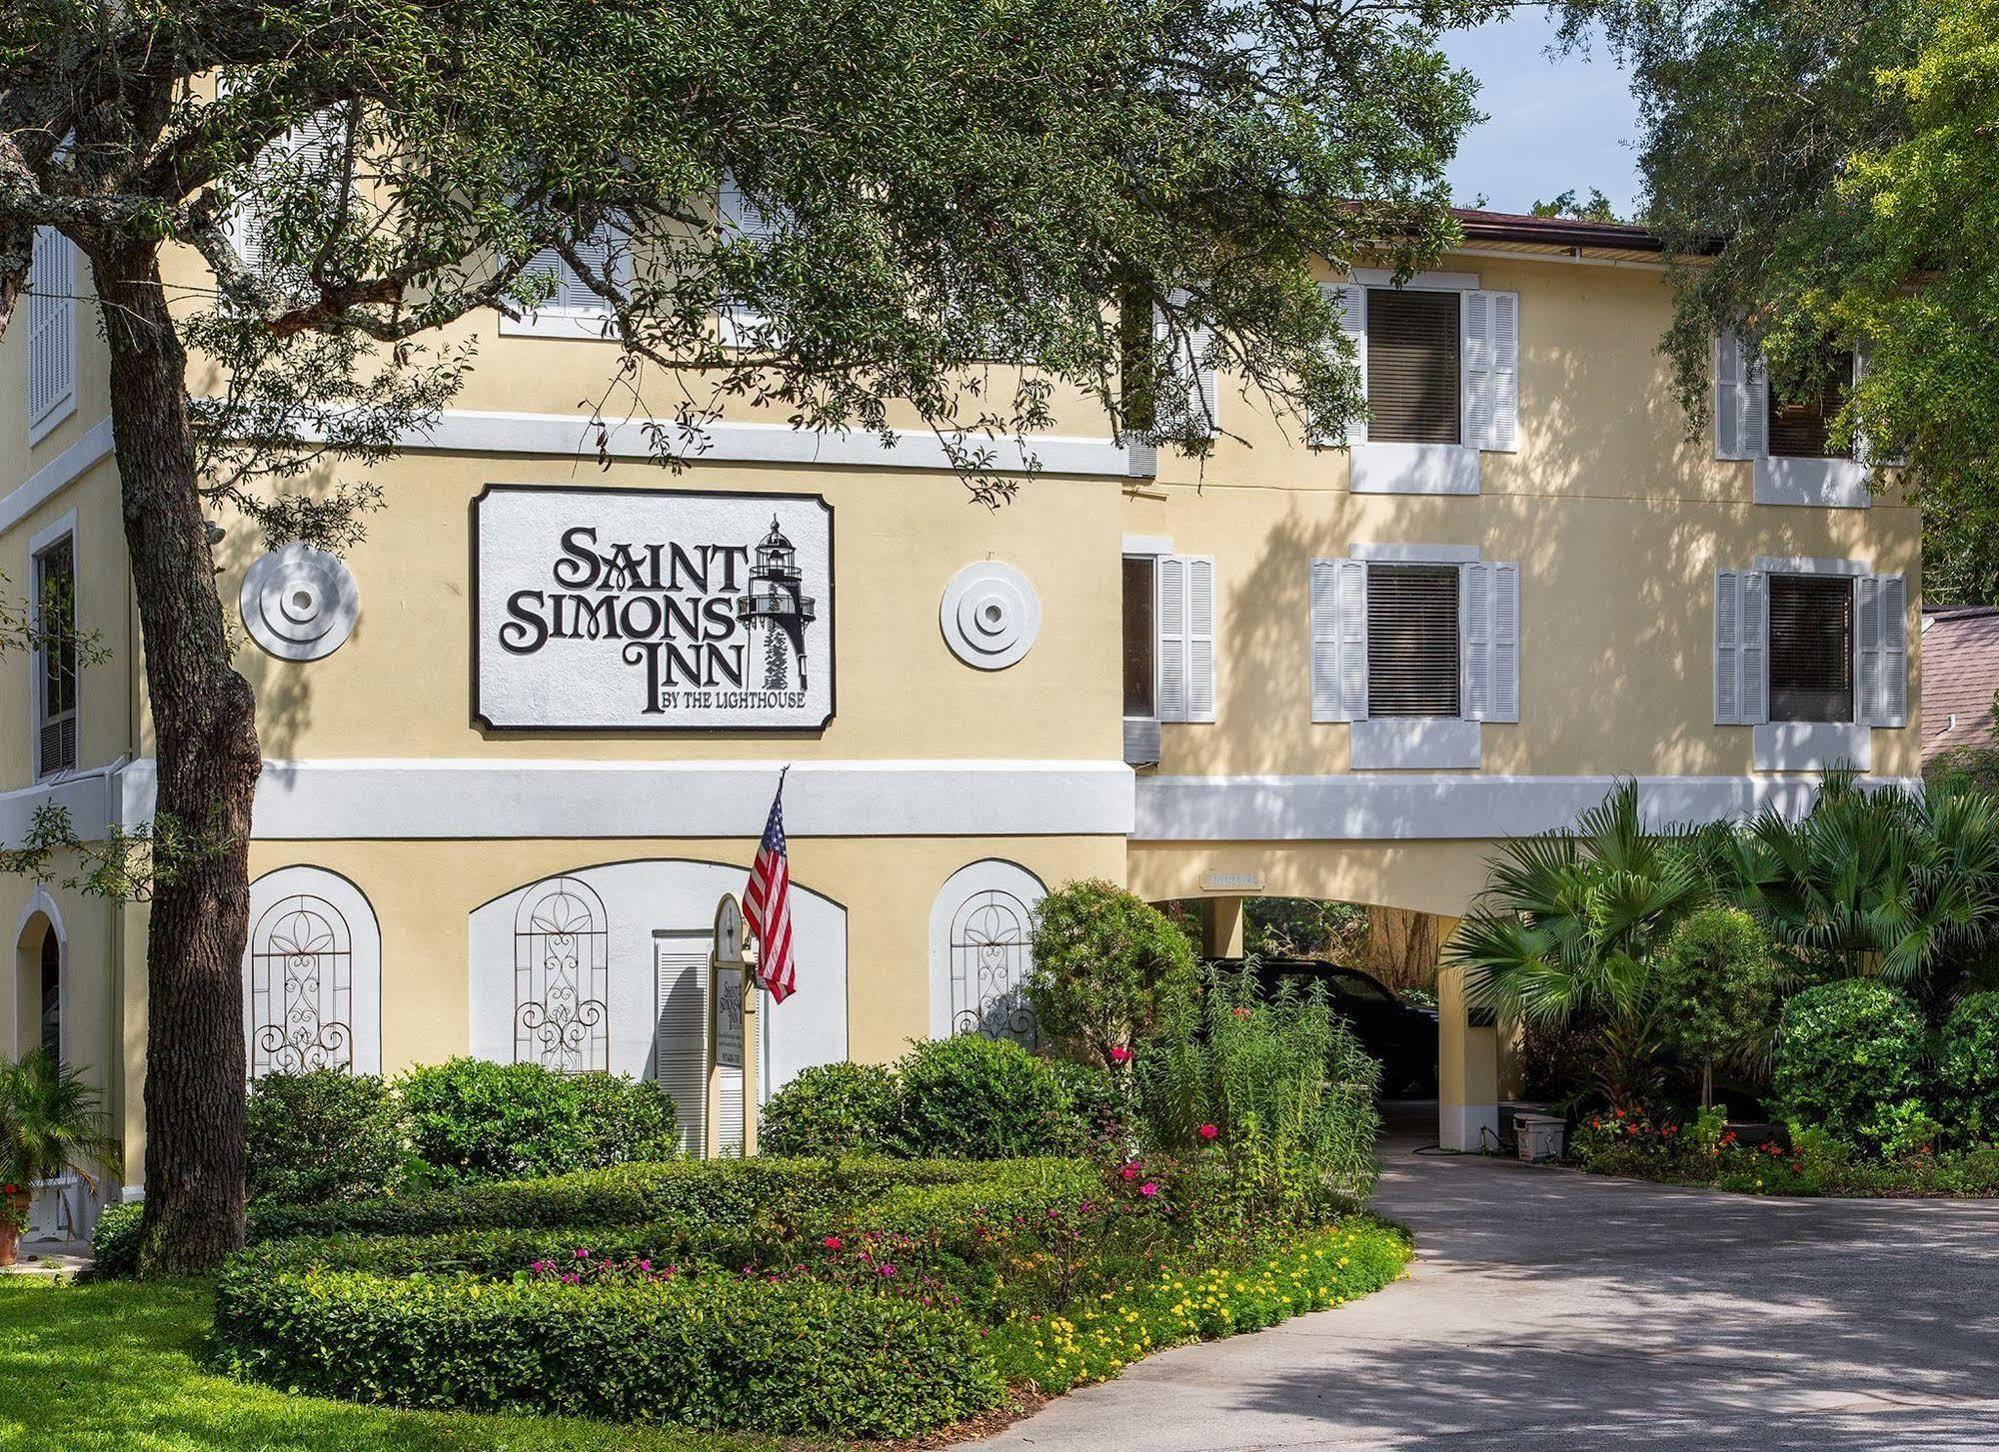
[979,1113,1999,1450]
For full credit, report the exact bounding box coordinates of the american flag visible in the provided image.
[742,771,797,1004]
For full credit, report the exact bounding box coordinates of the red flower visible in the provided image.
[1139,1181,1160,1198]
[822,1235,842,1250]
[1120,1163,1139,1181]
[1198,1123,1220,1141]
[1108,1045,1134,1064]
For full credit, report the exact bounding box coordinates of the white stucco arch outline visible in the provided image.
[12,888,66,1060]
[243,865,384,1076]
[927,858,1048,1042]
[466,858,849,1100]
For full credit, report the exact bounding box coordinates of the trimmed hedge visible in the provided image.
[893,1034,1074,1158]
[1938,992,1999,1142]
[224,1158,1102,1284]
[246,1070,406,1205]
[212,1268,1003,1438]
[397,1059,678,1186]
[757,1061,900,1157]
[244,1155,1082,1246]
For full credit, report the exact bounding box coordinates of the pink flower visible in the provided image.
[1198,1123,1220,1141]
[1120,1164,1139,1181]
[574,1247,590,1259]
[823,1235,842,1250]
[1108,1045,1134,1064]
[1139,1181,1160,1197]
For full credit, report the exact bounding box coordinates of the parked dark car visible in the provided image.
[1208,957,1439,1096]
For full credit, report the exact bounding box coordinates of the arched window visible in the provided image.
[514,876,609,1072]
[242,867,382,1078]
[39,928,60,1060]
[928,860,1047,1046]
[249,894,354,1075]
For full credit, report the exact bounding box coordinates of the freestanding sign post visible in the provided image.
[707,894,758,1157]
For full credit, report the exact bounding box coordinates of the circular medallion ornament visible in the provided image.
[240,543,360,661]
[940,561,1040,670]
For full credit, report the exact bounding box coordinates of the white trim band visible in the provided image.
[109,758,1136,841]
[1349,441,1481,495]
[1133,772,1919,841]
[0,416,115,535]
[405,410,1132,479]
[1754,554,1870,577]
[1349,542,1481,563]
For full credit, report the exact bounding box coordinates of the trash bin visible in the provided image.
[1515,1112,1566,1164]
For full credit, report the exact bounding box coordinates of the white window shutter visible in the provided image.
[1714,569,1740,722]
[1717,568,1769,724]
[1312,282,1366,446]
[1740,570,1768,724]
[1157,555,1187,723]
[1154,293,1218,441]
[1490,562,1520,720]
[26,227,75,434]
[1185,556,1216,722]
[1310,559,1341,720]
[1463,289,1491,449]
[1716,332,1769,461]
[1464,290,1518,452]
[1337,558,1369,722]
[1856,573,1908,727]
[1460,562,1491,719]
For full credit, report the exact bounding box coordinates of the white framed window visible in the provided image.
[28,516,78,780]
[1715,560,1905,769]
[1323,273,1517,494]
[1310,547,1518,769]
[500,223,631,339]
[1121,549,1214,761]
[1716,332,1897,507]
[26,227,77,446]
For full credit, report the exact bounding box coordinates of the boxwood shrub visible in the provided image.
[397,1058,677,1185]
[757,1061,900,1157]
[212,1268,1003,1438]
[894,1034,1074,1158]
[1773,980,1928,1147]
[1937,991,1999,1143]
[246,1069,407,1206]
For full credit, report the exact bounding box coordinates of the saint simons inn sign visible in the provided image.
[475,485,834,730]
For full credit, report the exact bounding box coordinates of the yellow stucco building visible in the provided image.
[0,209,1920,1230]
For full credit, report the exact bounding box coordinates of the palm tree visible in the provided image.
[1452,781,1711,1024]
[0,1047,122,1205]
[1728,771,1999,1001]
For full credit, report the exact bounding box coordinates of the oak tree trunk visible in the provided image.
[94,244,263,1273]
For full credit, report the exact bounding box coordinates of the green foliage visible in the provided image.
[1529,188,1623,223]
[235,1156,1071,1249]
[1772,981,1928,1147]
[0,1277,774,1452]
[245,1071,405,1206]
[1028,880,1200,1065]
[213,1268,1002,1439]
[0,1047,121,1194]
[86,1201,144,1280]
[1046,1056,1137,1150]
[892,1035,1073,1159]
[1652,908,1782,1103]
[756,1062,900,1158]
[1453,781,1711,1028]
[1139,971,1380,1228]
[1244,899,1368,960]
[1727,774,1999,994]
[1936,991,1999,1140]
[1563,0,1999,600]
[1928,745,1999,799]
[987,1220,1410,1392]
[396,1059,677,1186]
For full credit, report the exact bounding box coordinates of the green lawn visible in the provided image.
[0,1277,784,1452]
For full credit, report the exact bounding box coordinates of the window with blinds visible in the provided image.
[34,536,78,777]
[1366,289,1461,444]
[1366,564,1460,716]
[1122,557,1156,717]
[1768,350,1854,459]
[1768,574,1852,722]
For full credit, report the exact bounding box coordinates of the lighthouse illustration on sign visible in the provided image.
[736,517,818,690]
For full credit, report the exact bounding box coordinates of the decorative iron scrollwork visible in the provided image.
[949,890,1037,1045]
[250,895,355,1075]
[514,876,610,1072]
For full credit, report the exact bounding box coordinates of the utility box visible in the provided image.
[1515,1112,1566,1164]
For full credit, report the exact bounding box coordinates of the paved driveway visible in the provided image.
[979,1112,1999,1450]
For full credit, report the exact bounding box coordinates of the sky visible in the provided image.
[1438,9,1643,218]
